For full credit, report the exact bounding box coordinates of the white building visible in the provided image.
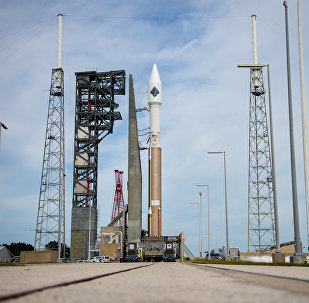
[0,246,14,263]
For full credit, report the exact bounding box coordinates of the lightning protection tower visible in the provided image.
[111,170,125,226]
[247,15,275,252]
[34,14,65,259]
[70,70,125,261]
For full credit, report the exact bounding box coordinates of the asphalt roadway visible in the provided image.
[1,262,309,302]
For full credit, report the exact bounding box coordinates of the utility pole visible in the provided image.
[197,184,210,258]
[283,0,302,263]
[208,151,229,256]
[297,0,309,252]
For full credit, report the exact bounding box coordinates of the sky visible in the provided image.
[0,0,309,257]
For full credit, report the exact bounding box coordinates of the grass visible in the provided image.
[0,262,64,266]
[0,263,25,266]
[190,258,309,267]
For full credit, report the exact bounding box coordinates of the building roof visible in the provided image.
[0,246,14,257]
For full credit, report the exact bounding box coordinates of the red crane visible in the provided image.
[111,170,125,226]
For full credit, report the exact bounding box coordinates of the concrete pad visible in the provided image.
[272,253,285,263]
[1,263,309,303]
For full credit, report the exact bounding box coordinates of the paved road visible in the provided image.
[1,263,309,302]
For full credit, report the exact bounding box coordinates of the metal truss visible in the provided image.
[72,70,126,209]
[34,68,65,258]
[248,68,275,252]
[111,170,125,226]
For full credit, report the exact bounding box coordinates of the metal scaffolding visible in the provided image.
[70,70,125,261]
[34,68,65,259]
[248,68,275,252]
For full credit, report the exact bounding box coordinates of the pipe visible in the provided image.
[56,14,63,88]
[252,15,259,88]
[57,14,63,69]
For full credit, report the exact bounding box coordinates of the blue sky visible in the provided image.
[0,0,309,257]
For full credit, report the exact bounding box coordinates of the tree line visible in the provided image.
[1,242,70,257]
[1,242,33,256]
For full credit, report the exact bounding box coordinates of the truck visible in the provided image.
[163,243,176,262]
[124,243,142,262]
[210,246,239,260]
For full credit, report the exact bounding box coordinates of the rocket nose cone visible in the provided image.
[149,64,161,84]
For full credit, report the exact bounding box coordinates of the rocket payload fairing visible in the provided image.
[148,64,162,237]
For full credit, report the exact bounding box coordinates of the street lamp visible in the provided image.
[283,0,302,262]
[238,63,281,254]
[0,122,8,150]
[189,198,202,258]
[296,0,309,253]
[208,151,229,256]
[196,184,210,259]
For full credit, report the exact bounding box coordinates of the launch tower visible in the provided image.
[71,70,125,261]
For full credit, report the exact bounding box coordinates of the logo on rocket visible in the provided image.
[150,86,159,97]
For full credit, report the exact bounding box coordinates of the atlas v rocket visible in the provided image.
[148,64,162,237]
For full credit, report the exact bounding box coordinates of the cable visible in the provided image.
[138,127,150,132]
[134,87,148,94]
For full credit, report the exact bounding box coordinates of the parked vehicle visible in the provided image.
[77,258,86,263]
[210,251,225,259]
[210,246,240,260]
[59,258,71,263]
[228,247,240,260]
[88,256,101,263]
[163,243,176,262]
[210,247,226,259]
[101,256,110,263]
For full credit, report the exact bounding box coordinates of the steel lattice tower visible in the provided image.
[34,68,65,257]
[248,68,275,252]
[34,15,65,259]
[111,170,125,226]
[246,15,276,252]
[70,70,125,261]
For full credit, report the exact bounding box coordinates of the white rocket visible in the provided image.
[148,64,162,237]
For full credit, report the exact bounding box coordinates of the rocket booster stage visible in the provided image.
[148,64,162,237]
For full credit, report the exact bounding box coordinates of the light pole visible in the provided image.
[199,191,202,257]
[88,202,92,261]
[197,184,210,259]
[238,63,281,254]
[0,122,8,150]
[189,198,202,258]
[208,151,229,256]
[297,0,309,252]
[283,1,302,263]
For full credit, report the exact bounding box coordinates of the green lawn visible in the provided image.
[190,258,309,267]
